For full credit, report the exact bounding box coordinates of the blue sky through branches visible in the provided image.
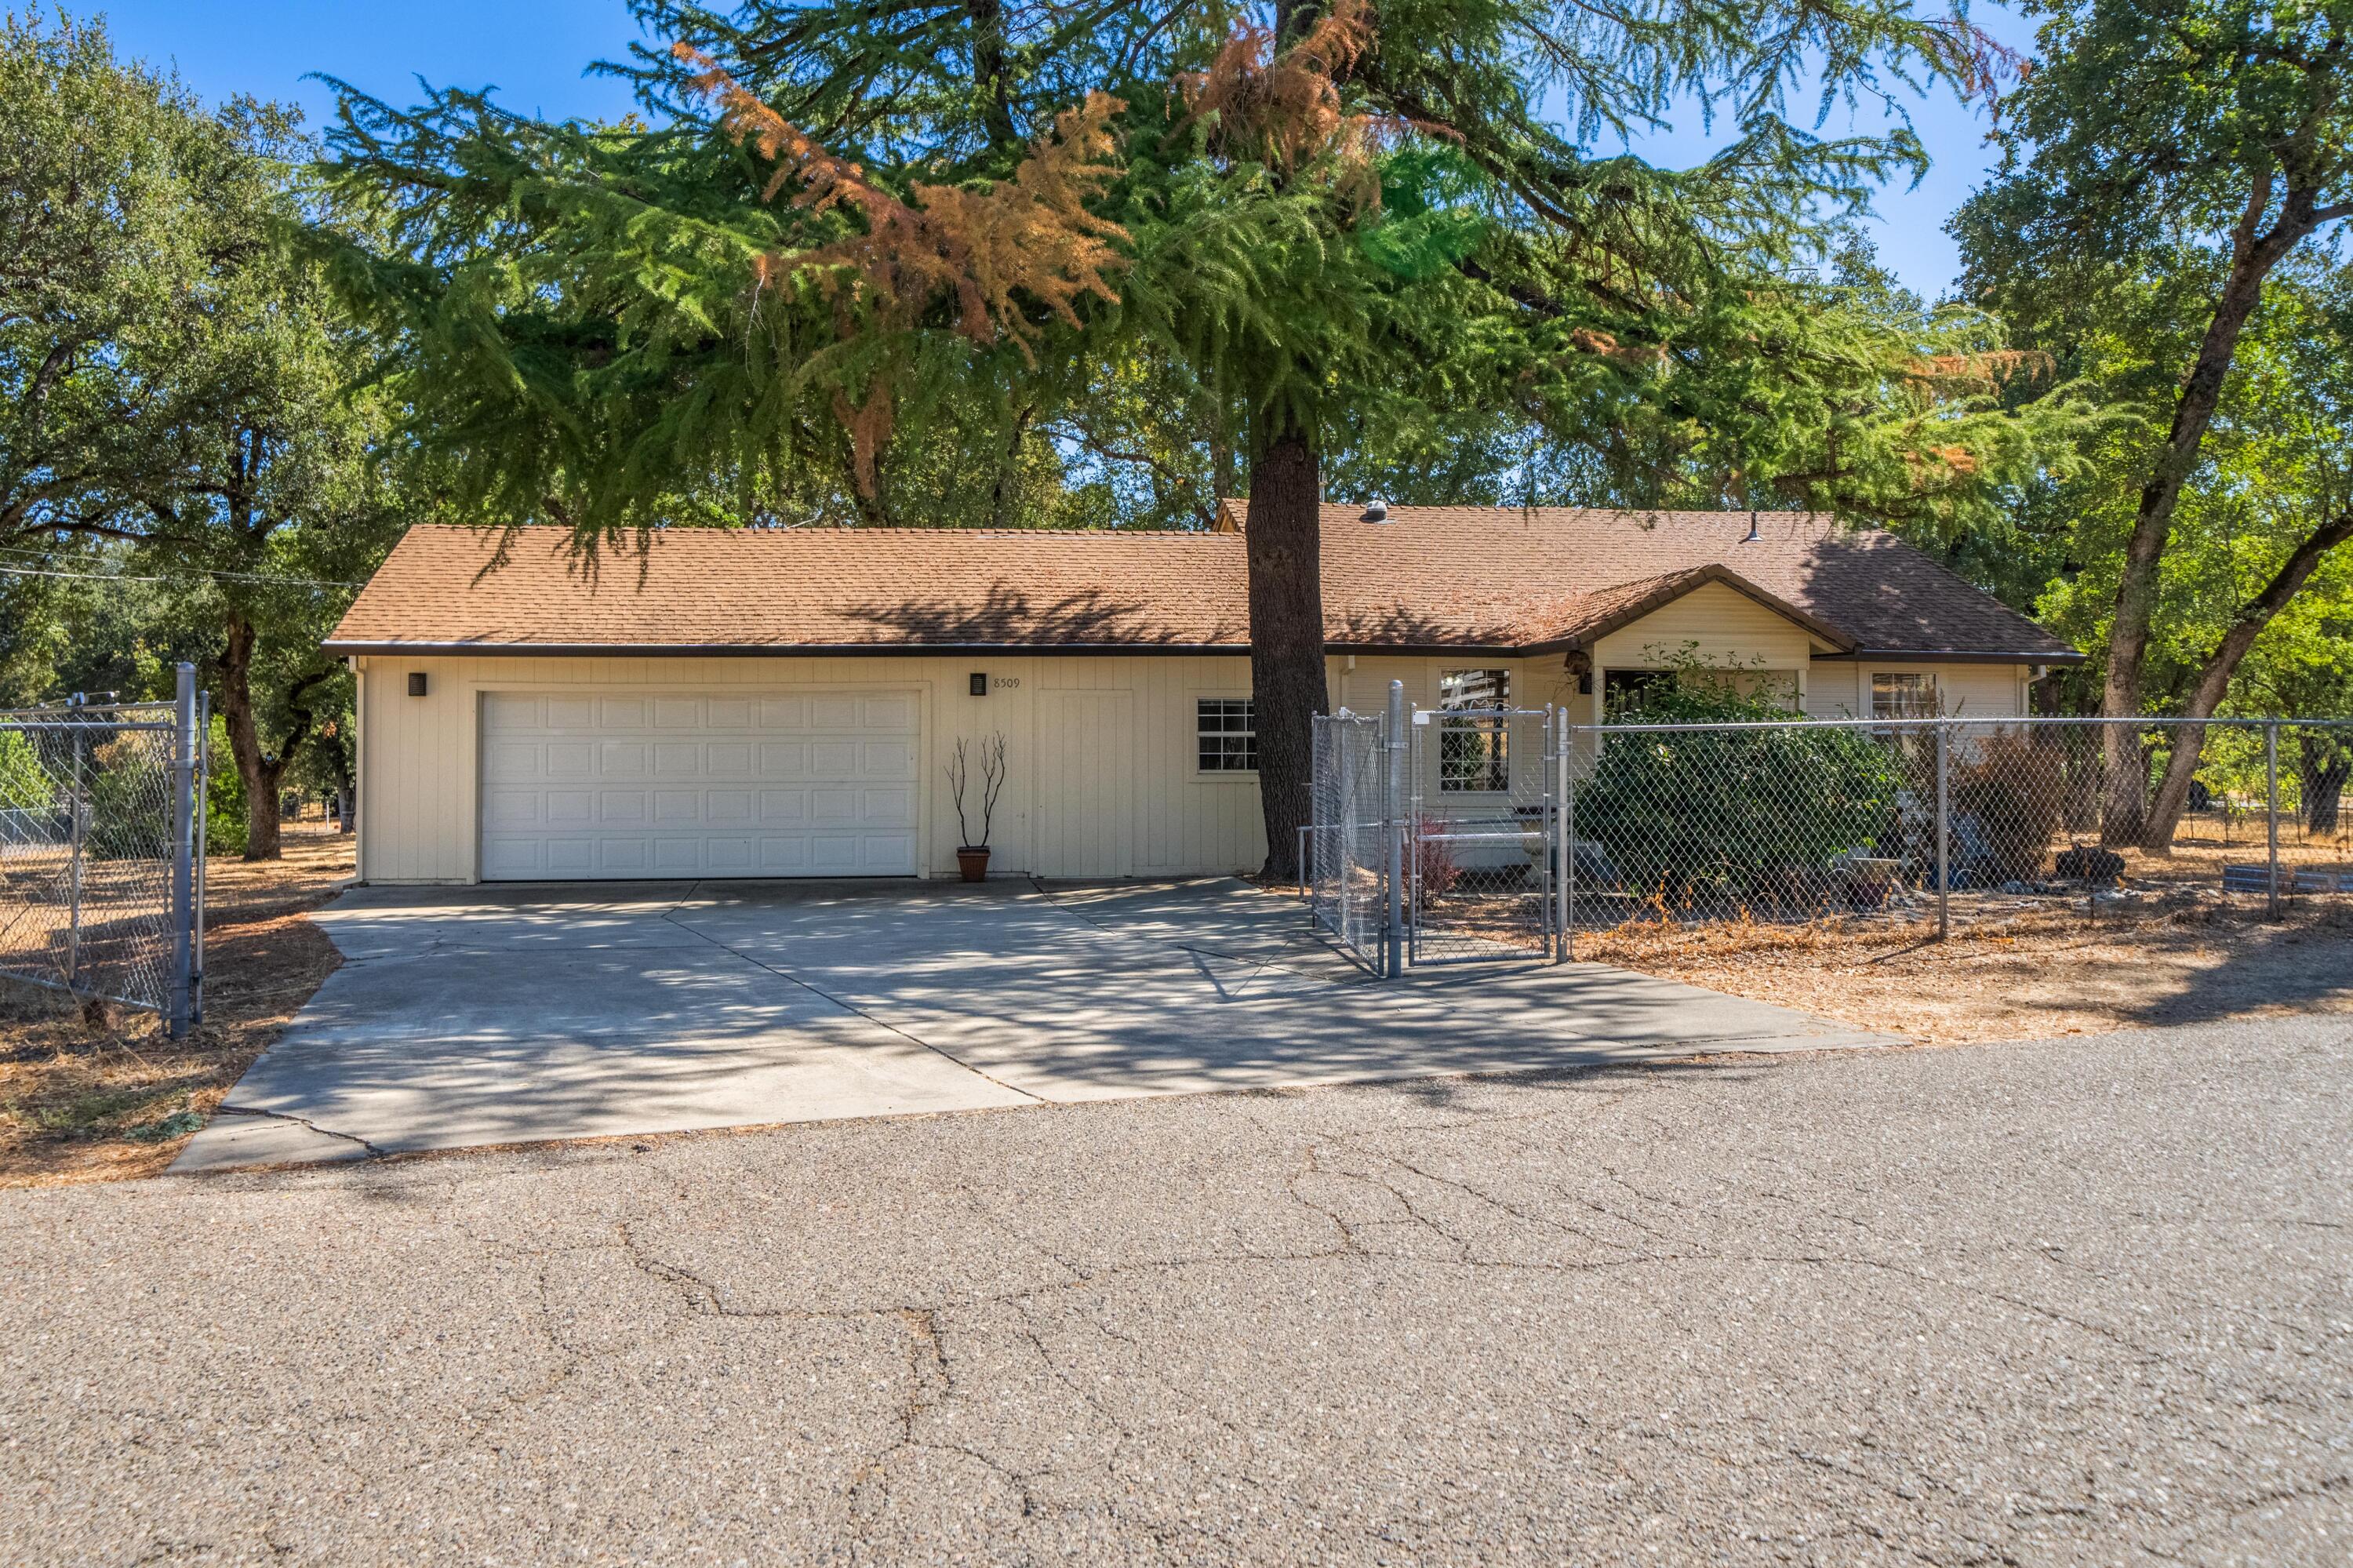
[97,0,2033,297]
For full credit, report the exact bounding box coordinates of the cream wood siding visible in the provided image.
[1032,690,1136,876]
[353,653,1266,884]
[1799,661,2031,720]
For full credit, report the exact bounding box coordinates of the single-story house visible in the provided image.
[325,504,2082,884]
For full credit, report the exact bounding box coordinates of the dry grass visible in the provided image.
[0,824,351,1186]
[1577,890,2353,1045]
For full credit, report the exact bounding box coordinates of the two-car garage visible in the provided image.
[476,689,921,880]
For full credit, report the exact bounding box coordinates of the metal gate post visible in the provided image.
[1540,708,1557,961]
[1337,708,1357,954]
[167,662,196,1039]
[1561,722,1577,962]
[2266,721,2282,918]
[193,693,209,1024]
[1384,682,1406,977]
[1935,719,1951,940]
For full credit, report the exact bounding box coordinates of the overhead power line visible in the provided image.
[0,562,368,589]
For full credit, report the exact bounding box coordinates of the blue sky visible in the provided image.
[95,0,2038,299]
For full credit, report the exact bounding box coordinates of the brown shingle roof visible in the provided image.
[325,508,2082,662]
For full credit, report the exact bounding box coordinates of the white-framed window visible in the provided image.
[1438,668,1511,792]
[1195,697,1257,773]
[1871,671,1940,719]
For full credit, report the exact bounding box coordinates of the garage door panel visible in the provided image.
[483,689,919,880]
[483,789,542,830]
[547,791,593,828]
[484,742,542,782]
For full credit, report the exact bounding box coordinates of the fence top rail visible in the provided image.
[0,719,177,733]
[0,700,176,717]
[1566,713,2353,736]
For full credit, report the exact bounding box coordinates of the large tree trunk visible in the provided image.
[2101,169,2318,842]
[217,613,285,860]
[1247,411,1326,882]
[2137,511,2353,849]
[2305,732,2349,835]
[215,609,329,861]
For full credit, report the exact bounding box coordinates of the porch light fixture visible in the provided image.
[406,672,428,697]
[969,671,987,697]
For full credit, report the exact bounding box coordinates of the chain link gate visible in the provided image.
[1307,708,1396,973]
[1406,705,1562,962]
[0,664,208,1034]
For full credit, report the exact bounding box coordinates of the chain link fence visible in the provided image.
[0,666,207,1029]
[1307,709,1393,972]
[1308,697,2353,971]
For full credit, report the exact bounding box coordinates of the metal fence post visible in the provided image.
[1935,718,1951,940]
[2266,720,2282,918]
[1384,681,1406,978]
[168,663,195,1039]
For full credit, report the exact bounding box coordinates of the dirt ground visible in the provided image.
[0,824,351,1186]
[1577,890,2353,1046]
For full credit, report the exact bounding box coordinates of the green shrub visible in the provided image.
[1579,670,1901,909]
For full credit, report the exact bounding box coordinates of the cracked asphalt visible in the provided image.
[5,1015,2349,1566]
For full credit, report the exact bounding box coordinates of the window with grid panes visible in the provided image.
[1195,698,1256,772]
[1438,668,1511,791]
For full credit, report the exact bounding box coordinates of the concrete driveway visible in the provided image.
[176,877,1891,1171]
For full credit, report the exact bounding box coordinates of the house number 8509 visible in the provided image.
[993,676,1021,689]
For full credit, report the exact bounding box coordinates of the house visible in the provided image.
[324,504,2082,883]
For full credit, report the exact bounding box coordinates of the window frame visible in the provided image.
[1870,671,1940,721]
[1437,668,1512,794]
[1192,695,1258,778]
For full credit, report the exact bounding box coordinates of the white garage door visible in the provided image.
[478,690,919,880]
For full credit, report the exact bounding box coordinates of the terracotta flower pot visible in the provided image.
[956,846,991,883]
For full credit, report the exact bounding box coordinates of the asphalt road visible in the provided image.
[5,1017,2348,1566]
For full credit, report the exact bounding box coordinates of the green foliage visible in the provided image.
[0,15,402,853]
[203,714,248,858]
[1579,668,1903,907]
[0,729,47,809]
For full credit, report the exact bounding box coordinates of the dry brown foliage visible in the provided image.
[678,44,1131,491]
[1173,0,1411,201]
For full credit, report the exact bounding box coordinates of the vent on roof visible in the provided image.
[1361,500,1390,523]
[1742,510,1760,543]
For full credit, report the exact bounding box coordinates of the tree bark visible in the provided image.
[215,609,329,860]
[2101,166,2319,841]
[2304,732,2348,835]
[1246,410,1326,882]
[2134,511,2353,849]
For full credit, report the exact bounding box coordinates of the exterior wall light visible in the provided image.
[407,672,429,697]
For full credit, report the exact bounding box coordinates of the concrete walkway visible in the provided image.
[174,878,1893,1171]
